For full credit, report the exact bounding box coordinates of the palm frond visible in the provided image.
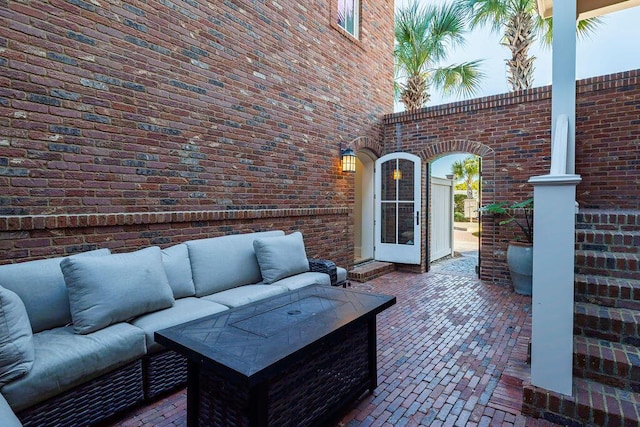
[431,59,485,98]
[535,15,603,48]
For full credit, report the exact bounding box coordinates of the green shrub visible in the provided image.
[454,194,466,214]
[454,212,468,222]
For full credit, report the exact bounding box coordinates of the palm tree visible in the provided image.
[395,0,484,110]
[451,156,479,199]
[458,0,601,92]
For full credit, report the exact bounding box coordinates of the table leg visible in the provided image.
[368,318,378,391]
[249,382,269,427]
[186,360,200,427]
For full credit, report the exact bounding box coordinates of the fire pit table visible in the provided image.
[155,284,395,427]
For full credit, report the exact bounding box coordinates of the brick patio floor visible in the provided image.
[103,255,556,426]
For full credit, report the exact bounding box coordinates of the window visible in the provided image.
[337,0,359,39]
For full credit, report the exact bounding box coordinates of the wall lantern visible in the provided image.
[341,146,356,173]
[393,169,402,180]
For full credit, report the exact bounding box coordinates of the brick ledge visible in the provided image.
[0,208,349,231]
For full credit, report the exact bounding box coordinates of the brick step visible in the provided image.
[575,229,640,254]
[574,302,640,346]
[523,377,640,426]
[577,210,640,232]
[348,261,395,283]
[573,336,640,393]
[575,250,640,280]
[575,274,640,310]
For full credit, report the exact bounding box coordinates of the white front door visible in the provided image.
[374,153,422,264]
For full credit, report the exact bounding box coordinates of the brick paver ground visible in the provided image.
[103,255,555,426]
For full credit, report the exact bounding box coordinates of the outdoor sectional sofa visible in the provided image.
[0,230,346,426]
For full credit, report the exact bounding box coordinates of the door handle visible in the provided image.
[416,211,420,226]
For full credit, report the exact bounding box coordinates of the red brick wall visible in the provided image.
[0,0,394,264]
[383,70,640,284]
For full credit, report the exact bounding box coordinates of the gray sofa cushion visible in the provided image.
[1,323,145,412]
[0,249,110,333]
[201,284,288,308]
[130,297,228,353]
[161,244,196,298]
[270,272,330,290]
[0,393,21,427]
[61,247,175,334]
[186,230,284,297]
[253,232,310,284]
[0,287,34,387]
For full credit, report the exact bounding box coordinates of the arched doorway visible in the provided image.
[354,150,376,264]
[418,140,494,275]
[430,153,481,271]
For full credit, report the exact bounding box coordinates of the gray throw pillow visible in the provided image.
[253,232,310,284]
[161,244,196,298]
[61,246,175,334]
[0,248,110,333]
[0,286,35,386]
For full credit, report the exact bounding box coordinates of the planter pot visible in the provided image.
[506,241,533,295]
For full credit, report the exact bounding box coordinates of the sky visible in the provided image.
[392,0,640,178]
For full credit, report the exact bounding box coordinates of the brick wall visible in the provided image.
[383,70,640,284]
[0,0,394,264]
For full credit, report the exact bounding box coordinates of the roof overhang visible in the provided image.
[537,0,640,20]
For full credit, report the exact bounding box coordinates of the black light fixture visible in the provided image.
[341,146,356,173]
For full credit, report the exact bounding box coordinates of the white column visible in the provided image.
[551,0,577,174]
[529,174,581,396]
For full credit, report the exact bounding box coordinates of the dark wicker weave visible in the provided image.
[17,360,143,427]
[308,258,337,285]
[198,321,371,426]
[143,349,188,400]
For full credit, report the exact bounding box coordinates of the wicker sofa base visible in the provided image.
[143,349,188,400]
[197,320,372,426]
[17,360,144,427]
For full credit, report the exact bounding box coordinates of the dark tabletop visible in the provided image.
[155,285,396,385]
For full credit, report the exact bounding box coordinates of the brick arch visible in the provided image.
[416,139,494,162]
[416,139,495,206]
[350,136,383,158]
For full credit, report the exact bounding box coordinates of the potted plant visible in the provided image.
[480,198,533,295]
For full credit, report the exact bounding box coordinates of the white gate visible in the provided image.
[430,176,454,262]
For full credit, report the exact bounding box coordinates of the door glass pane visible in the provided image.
[380,202,397,244]
[398,203,415,245]
[380,160,396,201]
[397,159,414,201]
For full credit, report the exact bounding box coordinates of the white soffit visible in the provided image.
[537,0,640,20]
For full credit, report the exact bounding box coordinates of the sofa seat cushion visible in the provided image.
[201,285,289,308]
[0,249,110,333]
[0,286,34,387]
[270,272,330,291]
[61,247,175,334]
[186,231,284,297]
[0,393,21,427]
[130,297,228,353]
[253,232,310,284]
[1,323,145,412]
